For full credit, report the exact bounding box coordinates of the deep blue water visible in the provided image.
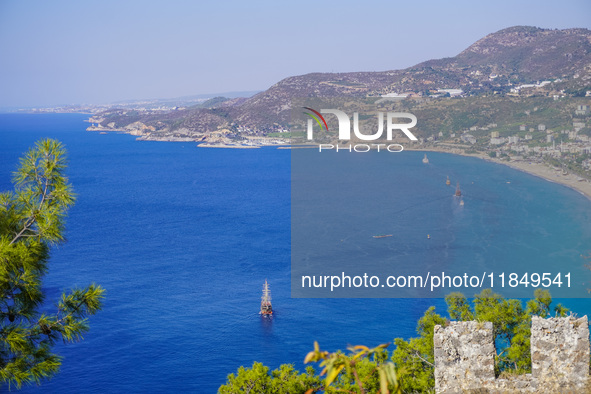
[0,113,590,393]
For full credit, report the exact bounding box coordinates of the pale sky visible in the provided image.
[0,0,590,108]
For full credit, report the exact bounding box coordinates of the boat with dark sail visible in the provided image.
[260,280,273,315]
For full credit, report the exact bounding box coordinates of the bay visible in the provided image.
[0,114,589,393]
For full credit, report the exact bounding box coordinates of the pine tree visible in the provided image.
[0,139,104,389]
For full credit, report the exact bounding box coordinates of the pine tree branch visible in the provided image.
[9,177,50,245]
[10,217,36,245]
[54,298,87,326]
[351,367,365,392]
[412,351,434,367]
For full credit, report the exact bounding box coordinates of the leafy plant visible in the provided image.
[304,341,401,393]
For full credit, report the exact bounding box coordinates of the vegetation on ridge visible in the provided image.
[219,289,570,393]
[89,26,591,137]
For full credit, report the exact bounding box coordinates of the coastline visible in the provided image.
[197,143,259,149]
[410,146,591,202]
[88,121,591,201]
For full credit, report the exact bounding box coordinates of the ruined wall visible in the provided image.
[434,316,589,393]
[530,316,590,390]
[434,321,496,392]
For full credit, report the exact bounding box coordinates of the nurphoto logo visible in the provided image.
[302,106,418,152]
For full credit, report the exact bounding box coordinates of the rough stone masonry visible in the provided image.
[434,316,590,393]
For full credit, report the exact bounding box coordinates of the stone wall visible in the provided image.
[531,316,590,390]
[434,321,496,392]
[434,316,589,393]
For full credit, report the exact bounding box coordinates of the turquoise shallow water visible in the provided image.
[291,147,591,298]
[0,113,589,393]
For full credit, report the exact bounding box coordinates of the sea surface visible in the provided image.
[0,113,590,393]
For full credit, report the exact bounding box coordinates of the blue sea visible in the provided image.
[0,113,590,393]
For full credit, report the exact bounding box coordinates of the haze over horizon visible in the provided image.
[1,0,590,108]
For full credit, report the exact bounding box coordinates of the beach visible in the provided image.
[409,145,591,202]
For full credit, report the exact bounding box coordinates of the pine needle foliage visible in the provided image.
[0,139,104,389]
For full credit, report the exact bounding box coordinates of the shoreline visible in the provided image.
[88,125,591,201]
[410,146,591,202]
[197,143,259,149]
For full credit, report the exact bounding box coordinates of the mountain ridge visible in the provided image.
[88,26,591,139]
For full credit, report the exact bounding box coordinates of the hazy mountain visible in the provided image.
[90,26,591,137]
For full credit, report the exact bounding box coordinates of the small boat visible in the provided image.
[455,182,462,197]
[446,176,451,186]
[459,200,464,206]
[422,154,429,164]
[373,234,393,239]
[260,280,273,315]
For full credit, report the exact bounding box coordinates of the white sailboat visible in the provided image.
[260,280,273,315]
